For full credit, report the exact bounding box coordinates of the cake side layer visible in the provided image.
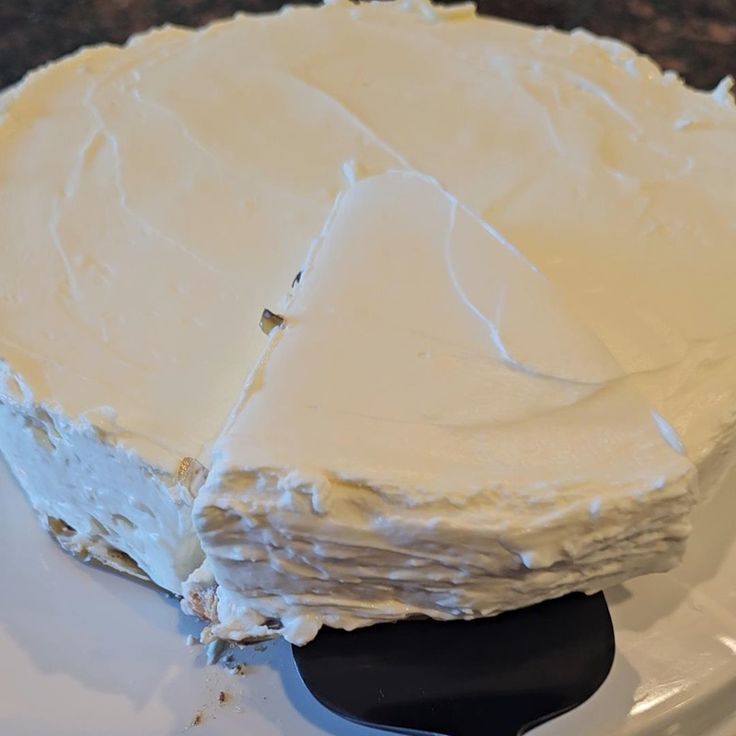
[191,172,697,644]
[199,509,692,645]
[0,363,204,593]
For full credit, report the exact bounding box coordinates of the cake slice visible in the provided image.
[191,171,697,644]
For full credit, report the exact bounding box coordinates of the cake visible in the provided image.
[0,0,734,642]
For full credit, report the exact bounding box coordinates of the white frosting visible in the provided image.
[0,0,734,605]
[194,171,696,643]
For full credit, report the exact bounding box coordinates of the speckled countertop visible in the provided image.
[1,1,735,91]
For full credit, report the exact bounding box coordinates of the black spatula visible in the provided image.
[293,592,614,736]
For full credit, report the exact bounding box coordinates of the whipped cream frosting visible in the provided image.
[194,171,696,643]
[0,0,734,602]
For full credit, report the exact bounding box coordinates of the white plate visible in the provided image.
[1,454,735,736]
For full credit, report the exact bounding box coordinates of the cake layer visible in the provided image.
[0,372,203,591]
[1,0,734,599]
[192,172,696,644]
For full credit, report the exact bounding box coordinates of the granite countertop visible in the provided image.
[1,1,735,92]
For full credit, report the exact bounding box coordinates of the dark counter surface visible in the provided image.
[1,1,735,92]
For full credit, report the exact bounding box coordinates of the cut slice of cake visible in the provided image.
[190,171,697,644]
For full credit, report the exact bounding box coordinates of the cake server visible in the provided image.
[293,591,614,736]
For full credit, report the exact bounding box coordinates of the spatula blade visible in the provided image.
[293,592,614,736]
